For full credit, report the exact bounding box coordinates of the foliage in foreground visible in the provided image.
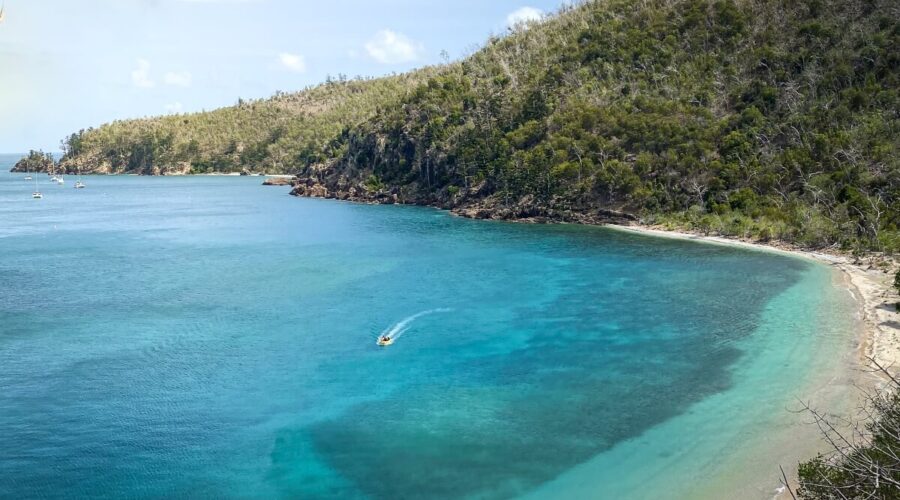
[796,363,900,499]
[37,0,900,251]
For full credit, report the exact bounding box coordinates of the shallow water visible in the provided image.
[0,157,857,499]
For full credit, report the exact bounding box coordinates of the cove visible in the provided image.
[0,164,857,499]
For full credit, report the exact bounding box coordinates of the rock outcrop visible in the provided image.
[262,176,296,186]
[11,151,56,173]
[288,174,638,225]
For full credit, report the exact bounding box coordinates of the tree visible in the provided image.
[11,150,56,173]
[794,359,900,499]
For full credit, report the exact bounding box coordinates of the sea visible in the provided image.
[0,154,861,499]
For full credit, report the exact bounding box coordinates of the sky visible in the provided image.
[0,0,566,153]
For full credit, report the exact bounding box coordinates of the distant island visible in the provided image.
[11,150,56,173]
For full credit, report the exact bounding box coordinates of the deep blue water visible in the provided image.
[0,155,854,499]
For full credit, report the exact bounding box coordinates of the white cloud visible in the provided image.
[163,71,192,87]
[364,30,423,64]
[131,59,154,88]
[506,7,544,28]
[164,102,183,114]
[278,52,306,73]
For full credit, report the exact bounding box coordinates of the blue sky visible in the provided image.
[0,0,565,152]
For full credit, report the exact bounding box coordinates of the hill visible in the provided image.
[52,71,436,175]
[28,0,900,251]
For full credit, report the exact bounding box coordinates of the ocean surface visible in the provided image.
[0,155,859,499]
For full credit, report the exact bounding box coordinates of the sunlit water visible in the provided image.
[0,155,859,499]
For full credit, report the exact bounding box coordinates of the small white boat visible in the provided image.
[49,176,60,183]
[377,335,395,347]
[32,192,42,199]
[74,181,85,189]
[57,176,65,185]
[24,176,33,181]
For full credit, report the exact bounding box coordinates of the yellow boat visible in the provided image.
[377,336,394,346]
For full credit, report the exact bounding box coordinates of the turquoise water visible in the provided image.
[0,157,857,499]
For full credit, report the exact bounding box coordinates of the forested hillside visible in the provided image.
[52,72,435,175]
[33,0,900,251]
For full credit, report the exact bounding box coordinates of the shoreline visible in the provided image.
[604,223,899,377]
[439,203,899,495]
[292,186,899,378]
[284,190,898,497]
[7,168,896,497]
[43,171,892,379]
[289,187,899,375]
[525,222,893,499]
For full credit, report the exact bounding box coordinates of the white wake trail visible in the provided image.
[380,308,452,341]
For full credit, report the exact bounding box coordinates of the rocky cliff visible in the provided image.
[289,175,639,225]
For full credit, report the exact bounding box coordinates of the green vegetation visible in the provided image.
[56,72,437,175]
[328,0,899,251]
[11,150,55,173]
[796,364,900,499]
[43,0,899,251]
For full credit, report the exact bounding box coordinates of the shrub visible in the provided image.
[364,174,385,192]
[796,360,900,499]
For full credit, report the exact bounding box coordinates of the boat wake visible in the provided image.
[379,308,452,342]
